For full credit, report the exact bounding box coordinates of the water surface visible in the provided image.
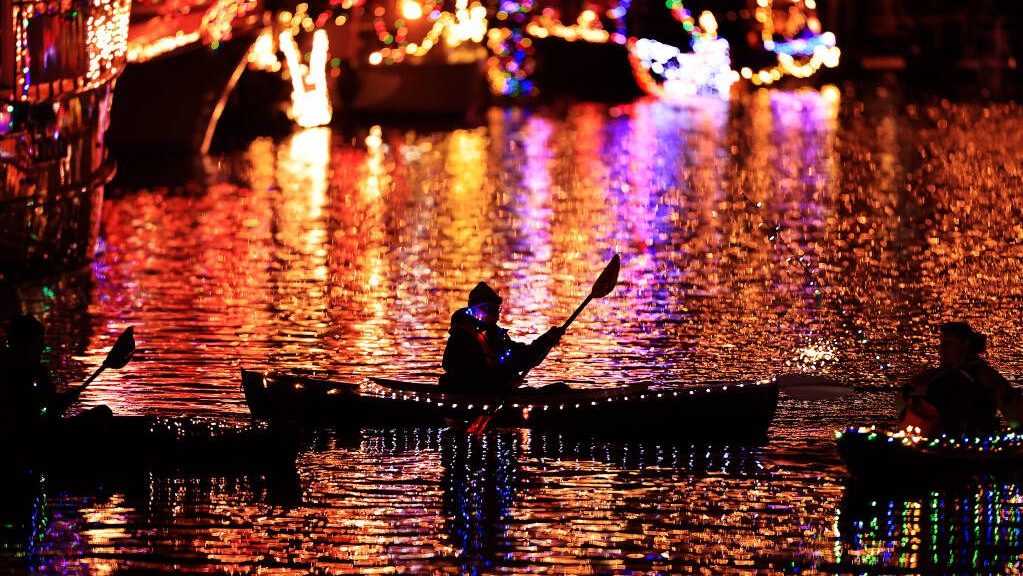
[5,90,1023,573]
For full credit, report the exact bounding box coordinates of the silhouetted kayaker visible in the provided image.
[440,282,563,393]
[0,314,111,433]
[899,321,1022,436]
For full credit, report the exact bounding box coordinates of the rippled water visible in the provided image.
[4,89,1023,573]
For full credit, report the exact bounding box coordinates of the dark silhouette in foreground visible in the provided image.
[0,314,113,435]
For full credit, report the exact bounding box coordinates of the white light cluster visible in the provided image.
[445,0,487,47]
[630,34,736,100]
[10,0,129,99]
[87,0,131,83]
[280,28,332,127]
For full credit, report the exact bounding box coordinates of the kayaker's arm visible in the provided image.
[503,327,562,376]
[976,366,1023,429]
[48,386,83,418]
[896,368,938,413]
[527,326,563,367]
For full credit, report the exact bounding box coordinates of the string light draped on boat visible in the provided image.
[526,7,613,44]
[9,0,131,99]
[739,0,840,85]
[367,0,487,65]
[484,0,840,100]
[627,3,737,101]
[242,371,781,441]
[126,0,260,63]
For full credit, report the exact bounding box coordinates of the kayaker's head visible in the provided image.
[3,313,45,363]
[467,282,502,326]
[939,321,986,367]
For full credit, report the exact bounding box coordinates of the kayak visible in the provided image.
[836,426,1023,482]
[5,415,300,474]
[242,369,779,440]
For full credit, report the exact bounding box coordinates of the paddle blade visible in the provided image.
[775,373,852,400]
[103,326,135,369]
[589,253,620,299]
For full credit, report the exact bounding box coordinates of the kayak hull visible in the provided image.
[5,415,300,474]
[837,427,1023,483]
[242,370,779,441]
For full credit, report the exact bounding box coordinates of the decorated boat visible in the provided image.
[344,0,489,117]
[242,369,779,440]
[836,426,1023,483]
[106,0,265,153]
[6,415,300,473]
[1,0,129,275]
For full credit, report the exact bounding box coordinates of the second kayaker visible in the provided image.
[440,282,563,393]
[899,321,1023,436]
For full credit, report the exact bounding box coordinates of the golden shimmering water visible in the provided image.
[4,90,1023,573]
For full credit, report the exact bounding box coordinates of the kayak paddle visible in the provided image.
[466,254,621,435]
[56,326,135,415]
[774,373,852,400]
[738,193,894,393]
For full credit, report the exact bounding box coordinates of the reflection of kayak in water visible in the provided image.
[833,478,1023,574]
[836,426,1023,483]
[3,415,300,474]
[242,370,779,441]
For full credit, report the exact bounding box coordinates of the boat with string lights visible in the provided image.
[836,426,1023,484]
[105,0,266,153]
[0,0,130,275]
[345,0,489,117]
[241,369,780,440]
[626,4,737,102]
[486,2,639,101]
[491,0,840,104]
[626,0,840,101]
[732,0,840,87]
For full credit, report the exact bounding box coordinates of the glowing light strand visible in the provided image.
[739,0,840,86]
[837,426,1023,452]
[626,3,737,100]
[368,0,487,65]
[8,0,130,100]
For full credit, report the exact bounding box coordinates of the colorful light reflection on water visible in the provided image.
[5,90,1023,573]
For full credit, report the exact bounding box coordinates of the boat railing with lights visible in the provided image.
[341,0,490,116]
[836,425,1023,484]
[241,369,780,441]
[0,0,129,275]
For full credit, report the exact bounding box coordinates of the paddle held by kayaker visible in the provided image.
[440,282,563,393]
[898,321,1023,436]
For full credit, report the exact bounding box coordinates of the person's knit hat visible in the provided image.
[468,282,502,307]
[940,321,987,354]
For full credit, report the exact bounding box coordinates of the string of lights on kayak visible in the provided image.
[836,426,1023,452]
[252,371,775,417]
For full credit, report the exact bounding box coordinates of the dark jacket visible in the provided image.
[0,356,57,430]
[440,308,559,393]
[902,357,1023,435]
